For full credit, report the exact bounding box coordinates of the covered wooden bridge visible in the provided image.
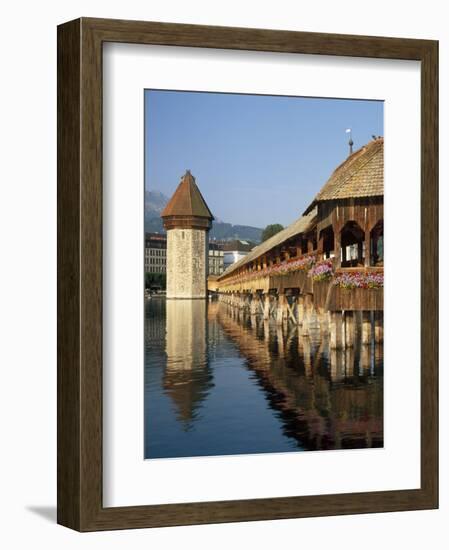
[214,138,384,349]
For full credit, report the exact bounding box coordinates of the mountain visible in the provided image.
[145,190,262,242]
[145,190,167,216]
[209,222,262,242]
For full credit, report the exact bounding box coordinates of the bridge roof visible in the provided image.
[304,137,383,213]
[161,170,214,220]
[217,207,317,280]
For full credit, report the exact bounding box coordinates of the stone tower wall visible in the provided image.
[166,228,208,298]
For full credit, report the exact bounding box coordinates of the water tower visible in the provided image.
[161,170,214,299]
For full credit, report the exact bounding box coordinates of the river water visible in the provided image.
[144,297,383,459]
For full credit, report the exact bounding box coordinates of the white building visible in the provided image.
[222,239,255,269]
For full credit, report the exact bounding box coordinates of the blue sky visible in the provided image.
[145,90,383,228]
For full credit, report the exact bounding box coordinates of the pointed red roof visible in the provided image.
[161,171,214,220]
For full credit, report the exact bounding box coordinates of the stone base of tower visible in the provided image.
[166,228,208,299]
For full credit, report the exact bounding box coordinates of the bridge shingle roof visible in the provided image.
[217,208,317,280]
[305,137,383,212]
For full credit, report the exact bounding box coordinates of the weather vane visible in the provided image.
[345,128,354,155]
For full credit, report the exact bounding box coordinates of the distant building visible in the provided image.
[208,242,224,276]
[222,240,255,269]
[145,233,167,273]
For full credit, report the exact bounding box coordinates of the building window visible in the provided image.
[340,221,365,267]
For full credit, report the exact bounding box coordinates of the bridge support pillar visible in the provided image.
[263,319,270,341]
[330,349,344,380]
[297,295,305,325]
[330,311,343,349]
[286,295,298,324]
[277,325,285,357]
[302,334,312,377]
[345,347,355,377]
[301,294,313,336]
[375,342,382,368]
[234,294,240,309]
[344,311,355,348]
[355,311,362,339]
[374,311,383,343]
[276,293,287,325]
[263,294,270,320]
[250,294,258,315]
[362,311,372,345]
[360,344,371,373]
[317,308,328,336]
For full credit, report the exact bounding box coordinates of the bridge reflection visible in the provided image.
[151,298,383,453]
[214,300,383,450]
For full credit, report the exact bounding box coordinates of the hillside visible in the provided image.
[145,190,262,242]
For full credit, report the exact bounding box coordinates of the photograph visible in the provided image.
[144,90,384,460]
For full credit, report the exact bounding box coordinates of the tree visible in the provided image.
[261,223,284,242]
[145,272,166,290]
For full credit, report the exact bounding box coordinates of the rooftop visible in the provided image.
[222,240,255,252]
[145,232,167,241]
[161,170,214,220]
[305,137,383,213]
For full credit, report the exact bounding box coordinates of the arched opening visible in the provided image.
[370,220,384,266]
[340,221,365,267]
[300,236,308,255]
[320,225,335,259]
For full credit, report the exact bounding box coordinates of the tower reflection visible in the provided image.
[163,299,213,427]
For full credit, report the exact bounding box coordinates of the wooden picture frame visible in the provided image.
[57,17,438,531]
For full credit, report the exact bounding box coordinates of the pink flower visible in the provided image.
[334,271,383,289]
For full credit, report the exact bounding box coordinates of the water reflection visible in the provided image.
[163,300,213,426]
[144,298,383,459]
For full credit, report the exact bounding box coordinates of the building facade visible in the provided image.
[144,233,167,273]
[208,242,225,276]
[222,240,255,270]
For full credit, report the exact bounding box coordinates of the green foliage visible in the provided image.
[145,272,166,290]
[261,223,284,242]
